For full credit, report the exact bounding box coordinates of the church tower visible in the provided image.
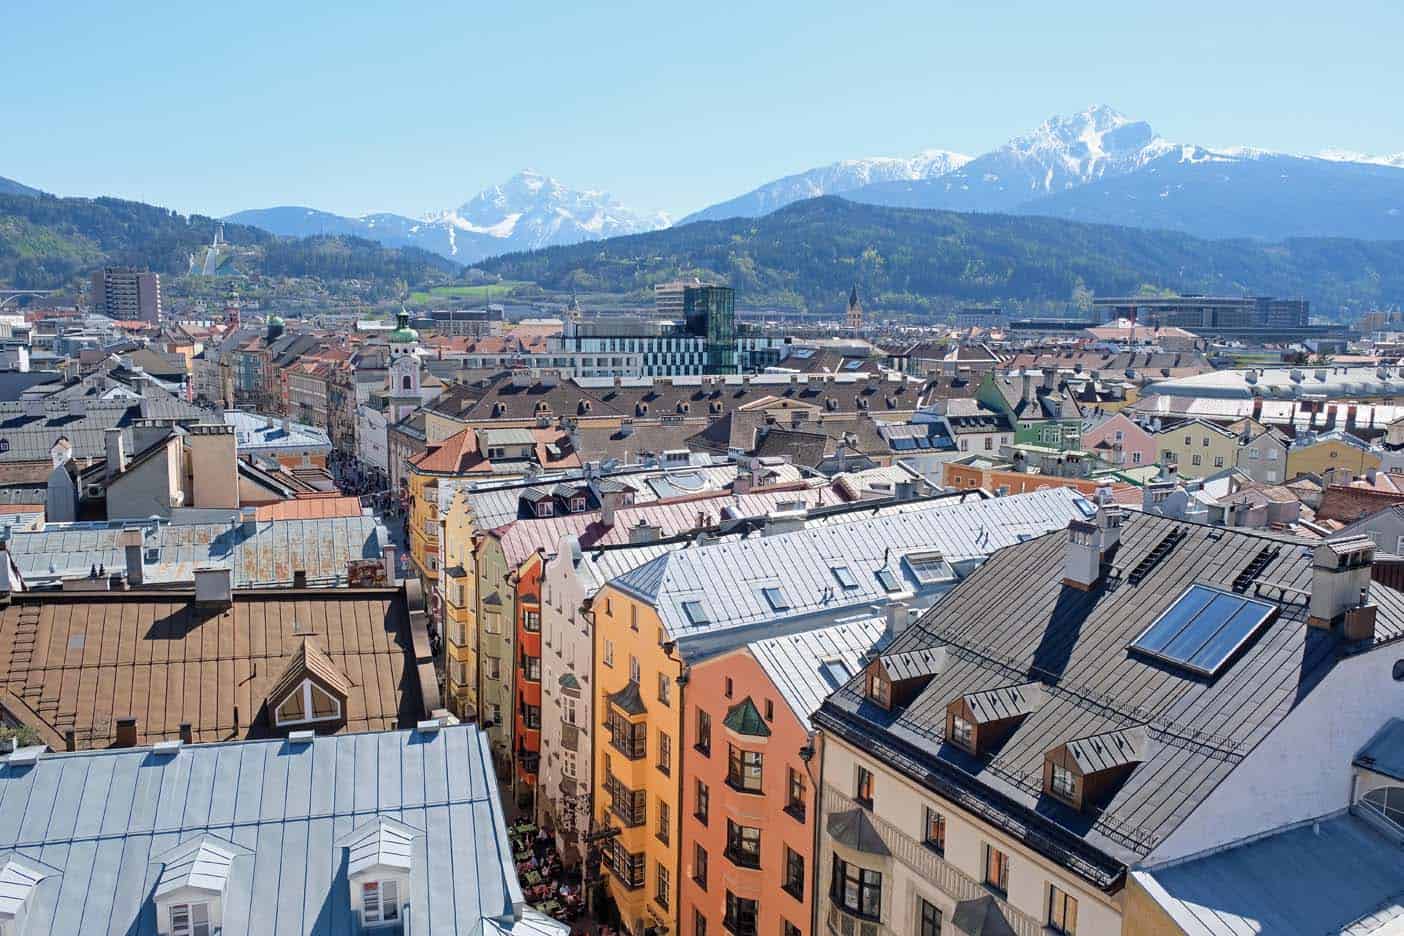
[846,285,863,331]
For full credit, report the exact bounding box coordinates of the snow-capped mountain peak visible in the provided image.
[997,105,1163,192]
[1315,148,1404,169]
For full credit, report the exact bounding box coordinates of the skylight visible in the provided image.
[818,659,853,690]
[904,552,956,585]
[680,600,711,626]
[874,568,901,593]
[761,587,790,612]
[1129,584,1277,677]
[831,566,859,590]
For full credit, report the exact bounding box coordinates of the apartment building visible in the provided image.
[1230,419,1290,484]
[1154,417,1239,478]
[1080,412,1156,469]
[590,490,1093,936]
[1287,429,1382,480]
[813,497,1404,936]
[90,266,161,322]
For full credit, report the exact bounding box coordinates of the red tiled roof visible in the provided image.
[255,495,365,521]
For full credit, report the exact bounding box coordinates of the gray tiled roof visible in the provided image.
[815,512,1404,886]
[0,725,567,936]
[5,515,386,588]
[610,488,1093,659]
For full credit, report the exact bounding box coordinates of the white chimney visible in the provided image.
[600,489,625,528]
[194,567,233,607]
[121,528,143,587]
[886,600,911,638]
[105,428,127,481]
[1308,536,1377,639]
[1062,503,1123,591]
[382,543,397,583]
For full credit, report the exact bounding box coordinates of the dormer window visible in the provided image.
[1044,725,1148,811]
[153,834,245,936]
[339,816,417,929]
[536,501,554,518]
[1050,763,1077,801]
[266,639,350,731]
[865,670,891,708]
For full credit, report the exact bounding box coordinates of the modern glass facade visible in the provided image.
[684,286,737,374]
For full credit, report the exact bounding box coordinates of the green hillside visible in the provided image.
[478,197,1404,315]
[0,193,460,293]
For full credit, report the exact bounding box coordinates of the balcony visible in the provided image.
[821,784,1044,936]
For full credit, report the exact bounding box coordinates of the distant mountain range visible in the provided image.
[227,171,670,265]
[478,196,1404,315]
[0,177,42,198]
[679,150,971,224]
[688,106,1404,241]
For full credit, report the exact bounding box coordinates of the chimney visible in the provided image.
[64,729,75,752]
[1062,502,1123,591]
[733,470,754,495]
[600,489,626,528]
[1308,536,1377,639]
[1041,366,1057,391]
[1326,404,1338,430]
[628,519,661,544]
[382,543,397,583]
[1251,397,1263,421]
[886,600,911,638]
[194,567,233,608]
[121,529,144,587]
[1020,372,1034,403]
[115,717,138,748]
[894,479,916,502]
[179,723,193,745]
[1346,404,1358,430]
[105,428,127,481]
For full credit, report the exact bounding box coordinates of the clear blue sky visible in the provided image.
[8,0,1401,220]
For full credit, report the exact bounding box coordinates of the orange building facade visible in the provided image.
[514,552,544,800]
[942,461,1137,501]
[679,649,817,936]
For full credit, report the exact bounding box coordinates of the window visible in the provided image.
[1048,885,1078,935]
[603,639,614,668]
[484,656,501,680]
[630,604,639,630]
[1361,785,1404,828]
[682,600,711,626]
[1183,435,1192,446]
[1268,448,1279,461]
[655,862,670,910]
[728,745,764,793]
[764,699,773,721]
[1202,436,1210,447]
[1213,456,1224,468]
[696,709,712,755]
[984,436,993,451]
[695,778,710,824]
[1132,451,1142,465]
[831,566,859,590]
[658,672,671,705]
[866,670,891,707]
[1190,453,1201,466]
[874,567,901,593]
[524,610,540,632]
[831,855,882,920]
[695,908,708,936]
[522,704,541,729]
[725,677,734,698]
[783,846,804,900]
[523,655,541,680]
[363,879,401,924]
[919,897,942,936]
[562,695,578,726]
[762,586,790,611]
[484,613,501,636]
[693,843,708,889]
[170,902,211,936]
[274,680,342,727]
[786,767,806,819]
[783,922,801,936]
[1129,584,1277,677]
[657,730,672,775]
[488,703,502,726]
[605,709,646,759]
[1050,763,1077,800]
[724,891,758,936]
[725,820,762,868]
[855,765,874,806]
[1248,446,1260,459]
[983,845,1009,895]
[923,806,946,853]
[629,655,640,683]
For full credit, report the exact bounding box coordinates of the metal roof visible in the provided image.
[1133,813,1404,936]
[5,515,386,588]
[1356,718,1404,782]
[610,488,1093,659]
[815,511,1404,884]
[747,617,886,729]
[0,725,568,935]
[224,410,332,451]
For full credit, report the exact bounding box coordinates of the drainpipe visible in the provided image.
[807,730,826,936]
[665,640,687,936]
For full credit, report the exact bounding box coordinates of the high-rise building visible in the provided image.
[683,284,736,374]
[90,267,161,322]
[654,278,700,320]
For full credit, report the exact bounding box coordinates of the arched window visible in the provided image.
[402,375,412,391]
[1360,785,1404,830]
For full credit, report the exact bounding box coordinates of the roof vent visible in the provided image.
[417,717,444,733]
[287,729,315,744]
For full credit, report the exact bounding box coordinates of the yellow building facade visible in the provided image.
[1286,434,1382,480]
[439,486,479,719]
[592,583,684,936]
[1154,419,1240,479]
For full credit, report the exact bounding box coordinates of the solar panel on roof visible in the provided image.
[1129,584,1277,677]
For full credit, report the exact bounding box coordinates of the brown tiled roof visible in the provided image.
[255,495,365,520]
[265,637,353,705]
[0,587,422,749]
[1316,484,1404,524]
